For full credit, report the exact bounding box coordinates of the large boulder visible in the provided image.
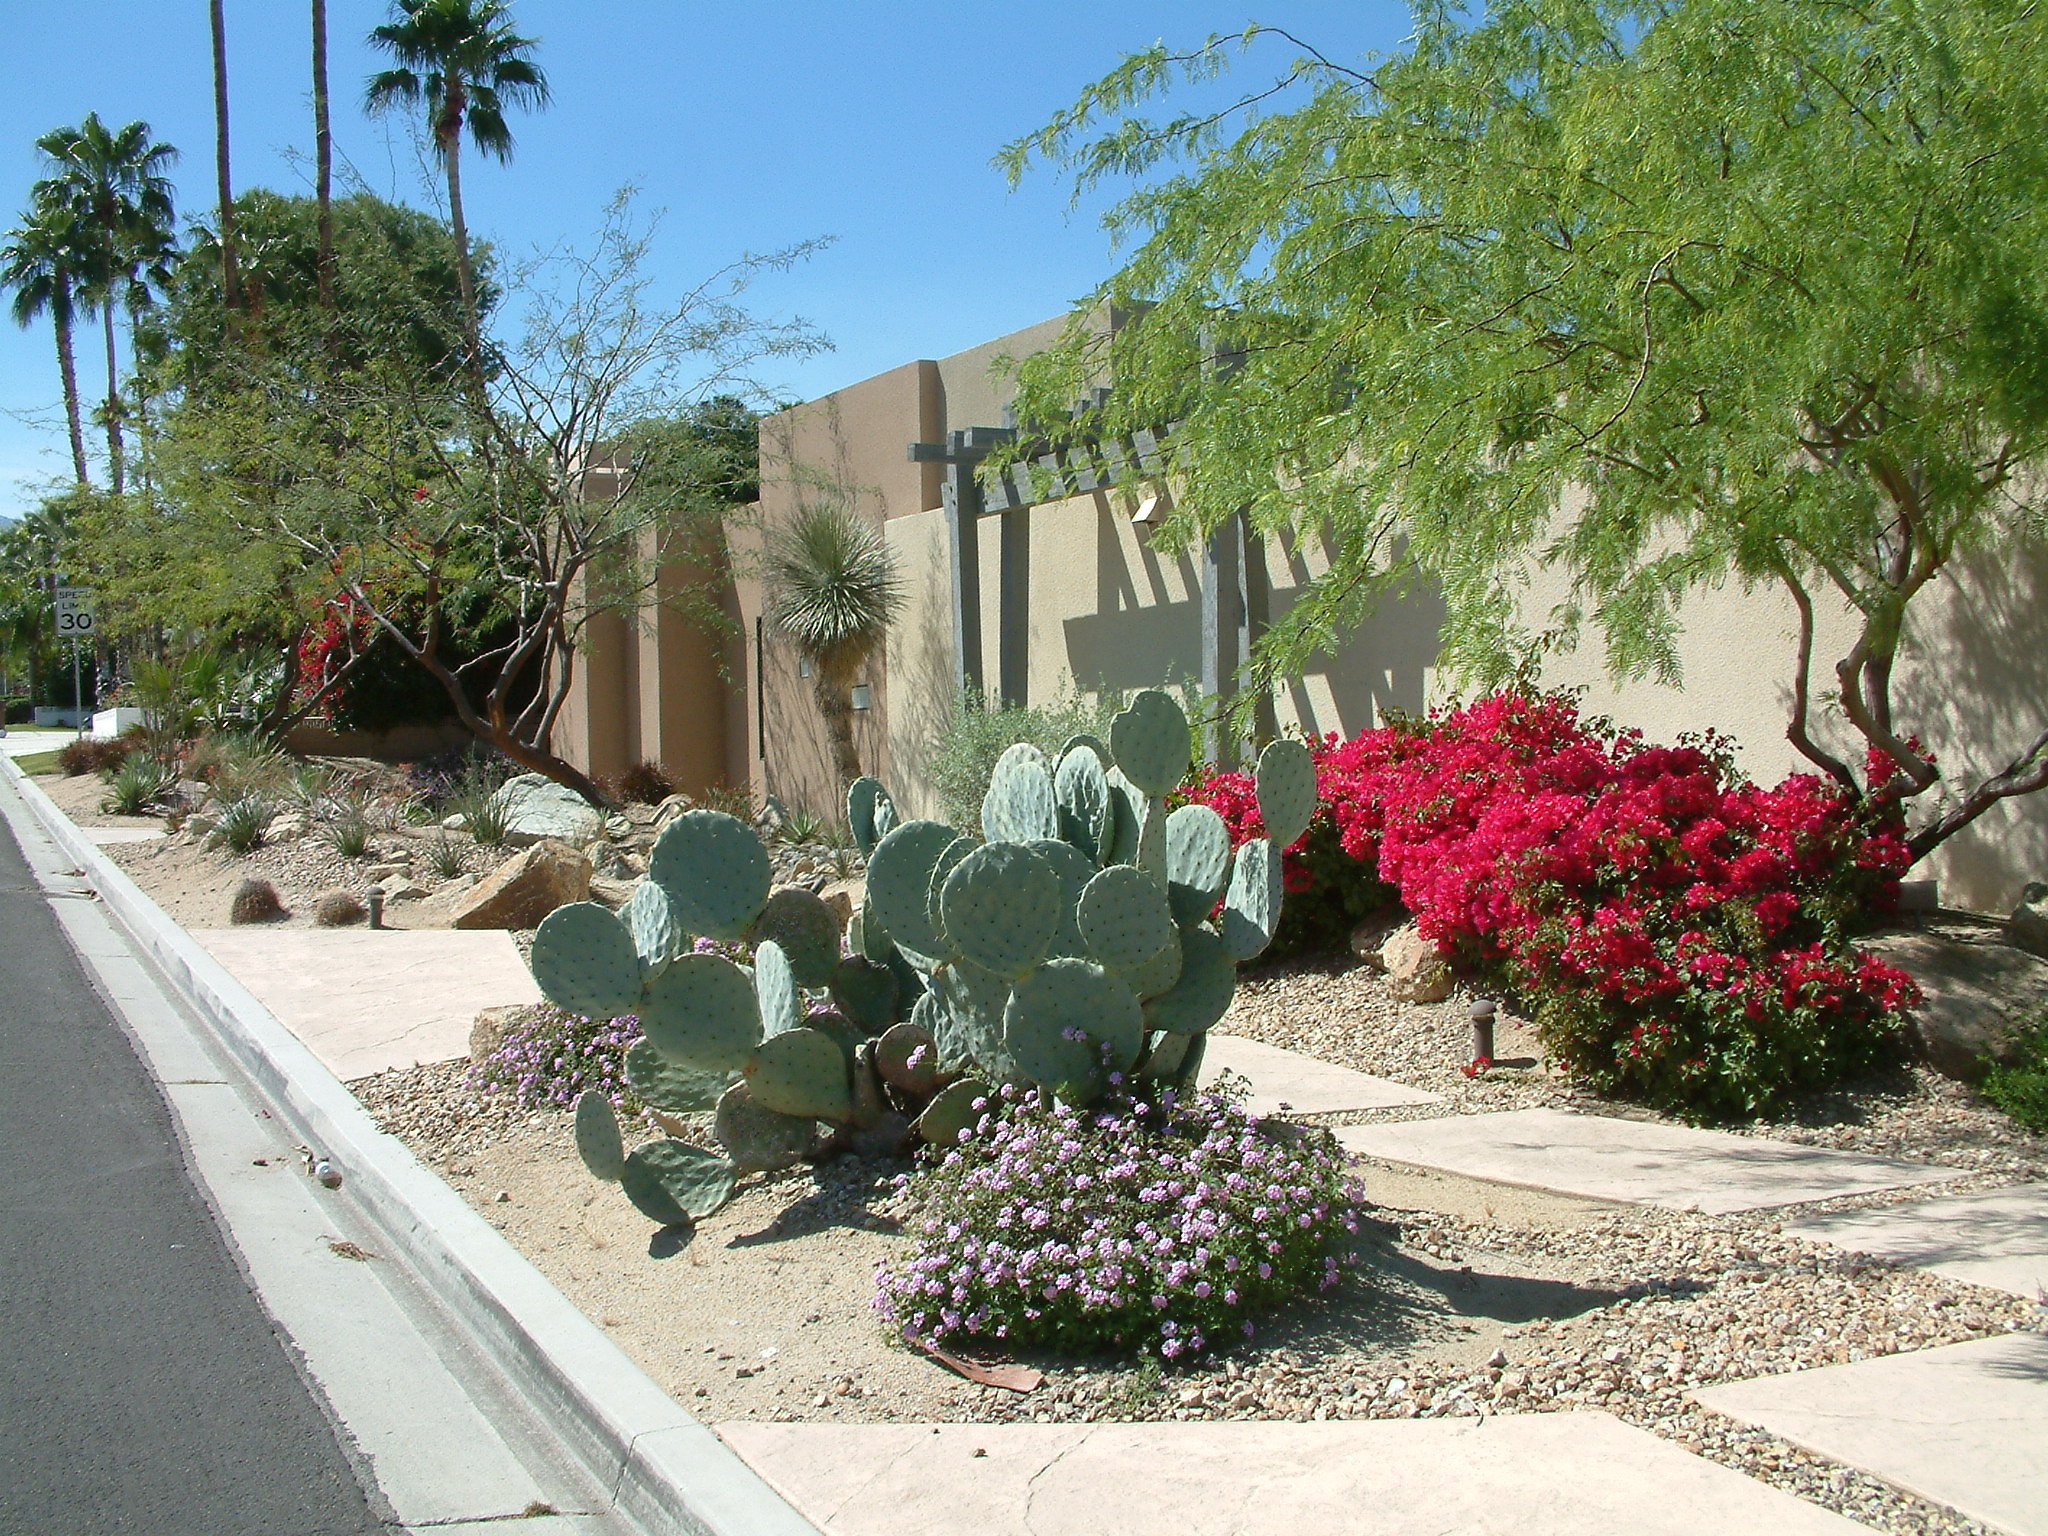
[2009,882,2048,960]
[1383,920,1455,1004]
[450,839,592,930]
[1864,924,2048,1082]
[489,773,605,848]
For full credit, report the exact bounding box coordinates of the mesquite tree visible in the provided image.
[1003,2,2048,857]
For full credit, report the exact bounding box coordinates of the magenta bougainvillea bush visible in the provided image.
[874,1082,1365,1362]
[1200,692,1917,1118]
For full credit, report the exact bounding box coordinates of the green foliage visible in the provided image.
[1004,2,2048,851]
[930,689,1119,833]
[1982,1014,2048,1135]
[425,833,467,880]
[207,796,270,855]
[319,795,375,859]
[100,754,173,816]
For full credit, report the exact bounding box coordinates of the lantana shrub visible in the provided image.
[1182,765,1396,960]
[469,1004,642,1111]
[874,1081,1366,1362]
[1318,691,1916,1118]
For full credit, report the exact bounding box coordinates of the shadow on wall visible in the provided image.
[1892,539,2048,910]
[889,550,958,820]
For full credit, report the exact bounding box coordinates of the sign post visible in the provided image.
[53,587,95,736]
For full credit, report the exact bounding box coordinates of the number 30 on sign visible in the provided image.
[54,587,95,637]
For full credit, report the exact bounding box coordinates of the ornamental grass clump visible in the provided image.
[874,1081,1366,1362]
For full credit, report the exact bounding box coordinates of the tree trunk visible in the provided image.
[100,301,124,496]
[210,0,241,329]
[813,674,863,787]
[437,86,484,381]
[311,0,334,314]
[52,291,89,486]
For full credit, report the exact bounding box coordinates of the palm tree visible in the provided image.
[210,0,242,327]
[1,191,94,485]
[364,0,548,372]
[763,501,904,787]
[33,114,178,497]
[312,0,336,313]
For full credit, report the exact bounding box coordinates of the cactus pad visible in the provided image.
[1056,733,1110,766]
[621,1139,736,1224]
[648,810,771,941]
[1109,689,1191,796]
[1142,924,1236,1034]
[915,1077,989,1146]
[714,1081,817,1172]
[625,881,680,978]
[1078,865,1178,976]
[1136,793,1168,876]
[925,835,978,947]
[847,776,895,856]
[640,953,762,1072]
[1165,803,1231,924]
[753,939,801,1038]
[1220,838,1283,960]
[1002,959,1145,1090]
[926,959,1014,1075]
[573,1090,626,1181]
[530,901,642,1020]
[747,1027,853,1120]
[1053,747,1112,860]
[1104,765,1144,866]
[829,955,900,1032]
[865,819,958,963]
[1140,1029,1208,1091]
[982,747,1058,844]
[750,888,840,988]
[939,842,1060,979]
[1255,738,1316,850]
[1024,837,1096,960]
[874,1020,941,1096]
[624,1039,729,1114]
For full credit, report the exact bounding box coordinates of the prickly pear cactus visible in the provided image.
[528,686,1309,1227]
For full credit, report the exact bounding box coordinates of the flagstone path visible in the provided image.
[192,929,540,1079]
[1788,1183,2048,1301]
[719,1413,1875,1535]
[1335,1107,1959,1213]
[1696,1332,2048,1536]
[1199,1033,1441,1115]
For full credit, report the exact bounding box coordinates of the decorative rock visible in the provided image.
[2010,881,2048,960]
[440,812,468,832]
[314,889,367,927]
[367,862,410,881]
[589,875,635,908]
[584,838,631,878]
[264,811,310,842]
[450,839,592,930]
[488,773,604,848]
[1382,920,1453,1003]
[383,876,427,902]
[469,1002,539,1063]
[1347,911,1406,971]
[1864,925,2048,1081]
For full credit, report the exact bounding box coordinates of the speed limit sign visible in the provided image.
[54,587,95,637]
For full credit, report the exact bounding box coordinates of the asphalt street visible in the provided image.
[0,815,386,1536]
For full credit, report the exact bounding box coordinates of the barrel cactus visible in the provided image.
[529,688,1313,1227]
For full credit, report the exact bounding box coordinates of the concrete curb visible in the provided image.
[0,758,820,1536]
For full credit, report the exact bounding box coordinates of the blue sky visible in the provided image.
[0,1,1414,516]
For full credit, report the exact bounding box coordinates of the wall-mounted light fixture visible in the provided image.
[850,683,873,711]
[797,656,812,678]
[1130,484,1169,540]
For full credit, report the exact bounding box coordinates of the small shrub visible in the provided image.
[462,789,511,848]
[776,806,826,847]
[1982,1014,2048,1134]
[604,759,676,805]
[229,878,288,924]
[208,796,271,855]
[693,782,758,821]
[320,799,374,859]
[929,689,1122,831]
[874,1081,1366,1363]
[57,736,134,777]
[100,756,174,816]
[313,889,366,926]
[467,1004,643,1110]
[424,834,467,880]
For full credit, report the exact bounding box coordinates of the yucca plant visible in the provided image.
[320,798,374,859]
[763,499,903,787]
[425,833,467,880]
[208,796,270,855]
[100,755,173,816]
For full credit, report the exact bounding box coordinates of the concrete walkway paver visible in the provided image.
[1696,1332,2048,1536]
[1335,1108,1956,1213]
[719,1413,1873,1535]
[1789,1183,2048,1300]
[193,928,541,1079]
[1200,1033,1441,1115]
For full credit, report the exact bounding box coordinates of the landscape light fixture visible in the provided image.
[850,684,873,711]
